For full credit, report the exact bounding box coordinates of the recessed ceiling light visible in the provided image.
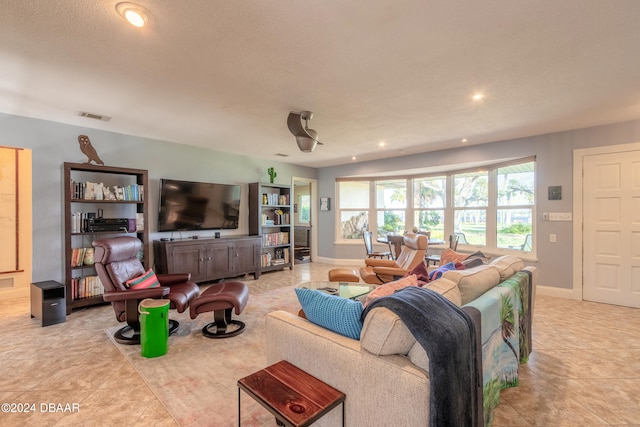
[351,156,357,161]
[472,93,484,101]
[116,2,150,27]
[461,138,468,143]
[378,141,386,147]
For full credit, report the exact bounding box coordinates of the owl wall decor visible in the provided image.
[78,135,104,165]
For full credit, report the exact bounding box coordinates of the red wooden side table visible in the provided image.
[238,360,345,427]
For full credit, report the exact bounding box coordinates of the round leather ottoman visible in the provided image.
[189,281,249,338]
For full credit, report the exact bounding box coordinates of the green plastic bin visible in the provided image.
[138,299,169,358]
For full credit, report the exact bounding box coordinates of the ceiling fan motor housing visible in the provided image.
[288,111,321,153]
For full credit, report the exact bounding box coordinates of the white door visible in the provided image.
[582,151,640,308]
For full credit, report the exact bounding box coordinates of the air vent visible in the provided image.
[78,112,111,122]
[275,153,290,157]
[0,278,14,289]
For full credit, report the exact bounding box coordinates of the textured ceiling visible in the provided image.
[1,0,640,167]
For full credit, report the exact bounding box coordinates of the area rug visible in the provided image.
[106,283,301,427]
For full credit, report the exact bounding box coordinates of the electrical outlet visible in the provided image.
[543,213,549,221]
[549,234,557,243]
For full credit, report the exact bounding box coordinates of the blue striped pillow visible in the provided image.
[295,288,364,340]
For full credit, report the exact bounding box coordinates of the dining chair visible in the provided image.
[454,232,468,245]
[425,234,460,266]
[386,235,404,260]
[363,230,391,259]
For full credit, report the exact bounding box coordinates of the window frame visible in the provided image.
[335,157,536,256]
[298,194,311,224]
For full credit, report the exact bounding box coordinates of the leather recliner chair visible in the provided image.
[93,236,199,344]
[359,233,428,285]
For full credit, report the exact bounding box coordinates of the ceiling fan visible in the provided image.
[287,111,324,153]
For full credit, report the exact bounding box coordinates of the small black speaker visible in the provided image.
[215,232,220,238]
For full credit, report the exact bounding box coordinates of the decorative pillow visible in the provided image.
[462,250,488,268]
[295,288,363,340]
[360,307,416,356]
[490,255,525,281]
[439,248,469,266]
[462,257,485,268]
[428,262,457,281]
[363,275,419,308]
[125,268,161,289]
[443,265,501,305]
[454,261,467,270]
[404,261,430,286]
[426,277,462,306]
[466,250,488,260]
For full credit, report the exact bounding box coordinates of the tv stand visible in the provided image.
[154,236,261,283]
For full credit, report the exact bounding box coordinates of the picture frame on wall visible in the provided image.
[320,197,330,211]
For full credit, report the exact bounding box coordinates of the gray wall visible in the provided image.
[0,113,317,283]
[317,118,640,289]
[5,110,640,290]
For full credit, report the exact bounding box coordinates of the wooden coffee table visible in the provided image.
[238,360,345,426]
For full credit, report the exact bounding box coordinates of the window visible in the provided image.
[335,158,536,254]
[453,171,488,246]
[496,162,535,252]
[337,181,369,240]
[413,176,445,240]
[375,179,406,238]
[299,194,310,223]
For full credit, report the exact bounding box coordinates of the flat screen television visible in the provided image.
[158,178,241,231]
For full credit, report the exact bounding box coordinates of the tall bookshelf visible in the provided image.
[63,162,149,314]
[249,182,293,272]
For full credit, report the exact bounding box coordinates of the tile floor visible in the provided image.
[1,262,639,426]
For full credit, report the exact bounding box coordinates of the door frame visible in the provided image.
[291,176,319,263]
[572,141,640,300]
[0,147,32,299]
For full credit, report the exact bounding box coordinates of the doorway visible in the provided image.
[575,143,640,308]
[292,178,317,264]
[0,146,32,299]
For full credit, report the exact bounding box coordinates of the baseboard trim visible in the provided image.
[316,257,361,266]
[536,285,581,300]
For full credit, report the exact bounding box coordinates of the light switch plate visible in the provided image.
[549,212,572,221]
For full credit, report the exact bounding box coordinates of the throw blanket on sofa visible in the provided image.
[362,286,481,427]
[464,270,532,426]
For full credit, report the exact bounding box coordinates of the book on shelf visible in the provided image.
[70,275,103,300]
[70,247,95,267]
[263,192,290,206]
[261,232,290,246]
[135,212,144,232]
[278,194,290,205]
[261,252,272,267]
[71,247,86,267]
[70,180,144,201]
[71,211,97,233]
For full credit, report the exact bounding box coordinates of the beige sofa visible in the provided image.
[266,256,537,427]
